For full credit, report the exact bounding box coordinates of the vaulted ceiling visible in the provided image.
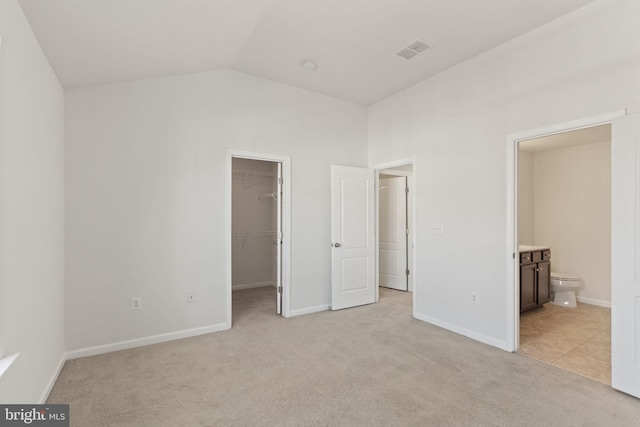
[18,0,596,105]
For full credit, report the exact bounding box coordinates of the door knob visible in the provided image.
[333,243,341,247]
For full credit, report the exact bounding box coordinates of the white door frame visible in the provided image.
[374,157,417,317]
[226,150,292,324]
[505,110,625,352]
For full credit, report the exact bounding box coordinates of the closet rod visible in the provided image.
[232,168,275,177]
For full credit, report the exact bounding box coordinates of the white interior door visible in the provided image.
[276,162,283,315]
[331,165,375,310]
[379,176,408,291]
[611,112,640,398]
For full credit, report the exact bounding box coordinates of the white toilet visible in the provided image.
[550,272,583,307]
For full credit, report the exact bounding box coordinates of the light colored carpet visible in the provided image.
[48,287,640,426]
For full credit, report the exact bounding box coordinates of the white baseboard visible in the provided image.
[232,282,275,291]
[577,296,611,308]
[65,322,229,360]
[289,304,331,317]
[39,352,66,404]
[413,312,511,352]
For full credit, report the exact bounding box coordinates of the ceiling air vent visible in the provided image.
[395,39,432,60]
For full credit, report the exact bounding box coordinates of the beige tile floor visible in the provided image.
[519,302,611,384]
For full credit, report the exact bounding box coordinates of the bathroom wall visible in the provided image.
[232,158,277,289]
[518,151,535,245]
[533,141,612,306]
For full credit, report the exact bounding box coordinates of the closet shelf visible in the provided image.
[232,231,276,236]
[257,192,278,200]
[232,168,275,177]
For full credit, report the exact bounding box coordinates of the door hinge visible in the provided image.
[278,177,283,185]
[405,187,409,194]
[277,286,283,293]
[405,228,409,234]
[406,269,410,276]
[512,253,515,259]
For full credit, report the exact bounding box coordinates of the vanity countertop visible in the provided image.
[519,245,551,252]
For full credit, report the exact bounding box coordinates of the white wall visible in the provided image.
[368,0,640,349]
[65,70,368,351]
[0,0,65,402]
[232,158,277,288]
[534,141,611,305]
[518,151,534,244]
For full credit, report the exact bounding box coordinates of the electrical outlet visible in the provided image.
[131,297,142,310]
[186,290,195,303]
[471,293,478,304]
[431,223,444,234]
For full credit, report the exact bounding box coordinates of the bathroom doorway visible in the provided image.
[513,123,612,383]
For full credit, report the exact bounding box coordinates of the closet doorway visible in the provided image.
[376,161,414,312]
[227,152,291,324]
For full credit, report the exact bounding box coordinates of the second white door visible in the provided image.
[379,176,408,291]
[611,112,640,398]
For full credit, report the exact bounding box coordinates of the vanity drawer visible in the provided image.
[532,251,543,263]
[543,250,551,261]
[520,252,533,264]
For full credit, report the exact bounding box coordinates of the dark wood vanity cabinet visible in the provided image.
[520,249,551,313]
